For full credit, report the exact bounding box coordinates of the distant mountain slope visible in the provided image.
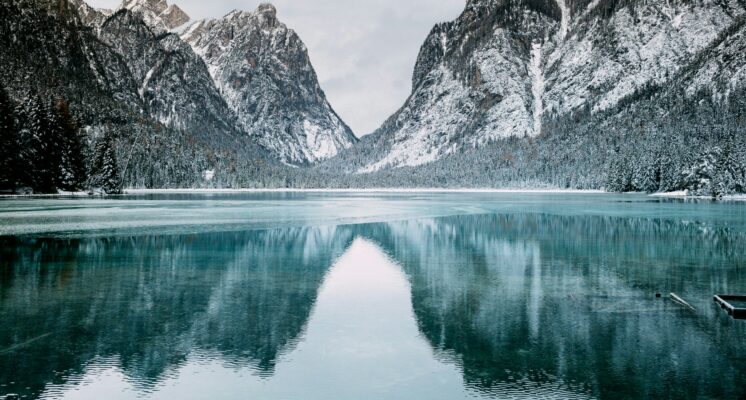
[312,0,746,195]
[182,3,357,165]
[348,0,746,173]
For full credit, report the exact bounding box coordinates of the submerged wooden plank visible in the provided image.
[714,295,746,320]
[0,332,53,355]
[670,293,696,311]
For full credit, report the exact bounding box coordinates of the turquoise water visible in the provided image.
[1,192,746,399]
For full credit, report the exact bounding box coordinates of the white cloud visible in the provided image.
[86,0,464,136]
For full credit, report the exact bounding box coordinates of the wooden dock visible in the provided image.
[713,295,746,319]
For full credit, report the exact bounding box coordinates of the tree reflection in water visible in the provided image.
[1,213,746,399]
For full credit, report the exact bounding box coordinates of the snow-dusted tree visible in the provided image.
[0,85,20,190]
[681,142,745,198]
[605,150,633,192]
[682,147,718,196]
[17,94,61,193]
[632,152,659,193]
[52,99,87,191]
[709,138,745,197]
[88,133,121,194]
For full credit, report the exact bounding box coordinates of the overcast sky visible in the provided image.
[87,0,465,136]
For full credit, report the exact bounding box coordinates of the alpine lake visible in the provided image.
[1,191,745,399]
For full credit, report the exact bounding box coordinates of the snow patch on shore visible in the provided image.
[650,191,688,198]
[651,191,746,201]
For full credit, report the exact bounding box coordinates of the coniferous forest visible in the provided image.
[2,80,745,196]
[0,86,92,194]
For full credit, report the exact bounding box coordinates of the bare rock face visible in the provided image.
[121,0,190,31]
[97,8,237,136]
[62,0,239,138]
[160,4,189,29]
[359,0,746,172]
[183,4,357,165]
[256,3,276,19]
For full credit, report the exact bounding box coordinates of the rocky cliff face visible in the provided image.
[99,3,238,138]
[358,0,746,172]
[182,4,357,165]
[543,0,745,116]
[122,0,189,31]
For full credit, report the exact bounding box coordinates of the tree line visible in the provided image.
[0,85,122,194]
[2,81,744,197]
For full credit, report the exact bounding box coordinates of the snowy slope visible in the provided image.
[360,0,560,171]
[543,0,745,116]
[0,0,285,189]
[358,0,746,172]
[182,4,357,165]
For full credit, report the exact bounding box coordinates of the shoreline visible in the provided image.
[122,188,606,194]
[0,188,606,198]
[2,188,744,200]
[650,191,746,201]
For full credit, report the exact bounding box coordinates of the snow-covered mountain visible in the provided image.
[3,0,357,179]
[356,0,746,172]
[182,4,357,165]
[111,0,356,165]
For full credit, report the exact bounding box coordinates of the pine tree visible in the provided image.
[0,85,20,191]
[605,150,633,192]
[53,99,87,191]
[683,147,719,197]
[88,134,122,194]
[632,152,658,193]
[710,138,744,197]
[18,94,61,193]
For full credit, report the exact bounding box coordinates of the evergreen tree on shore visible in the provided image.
[18,94,61,193]
[88,133,121,194]
[53,99,86,191]
[0,85,19,190]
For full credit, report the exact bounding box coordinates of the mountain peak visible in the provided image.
[256,3,277,19]
[121,0,190,30]
[160,4,189,28]
[122,0,167,14]
[181,1,357,164]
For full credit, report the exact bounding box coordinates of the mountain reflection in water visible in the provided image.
[2,212,746,399]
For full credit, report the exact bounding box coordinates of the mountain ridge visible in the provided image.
[345,0,745,172]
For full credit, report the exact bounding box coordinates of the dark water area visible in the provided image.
[1,193,746,399]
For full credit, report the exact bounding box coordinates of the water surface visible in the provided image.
[1,192,746,399]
